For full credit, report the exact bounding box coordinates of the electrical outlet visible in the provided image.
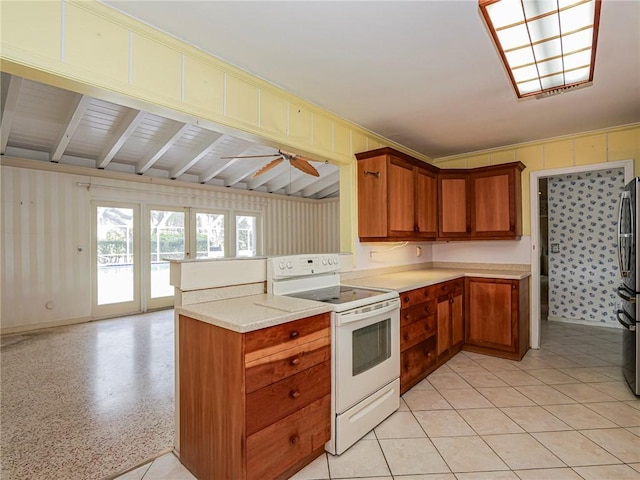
[550,243,560,253]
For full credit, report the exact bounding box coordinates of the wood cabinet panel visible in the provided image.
[439,176,468,236]
[246,361,330,436]
[179,313,331,480]
[245,342,330,394]
[464,277,529,360]
[246,395,330,480]
[389,158,415,235]
[245,313,330,357]
[179,315,246,480]
[436,298,452,358]
[356,148,438,241]
[400,336,437,393]
[416,169,438,237]
[474,174,510,232]
[400,300,436,328]
[401,314,436,351]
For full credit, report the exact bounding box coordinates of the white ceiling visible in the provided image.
[102,0,640,159]
[0,73,340,199]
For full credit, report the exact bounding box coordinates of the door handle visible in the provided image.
[617,286,636,303]
[616,309,637,331]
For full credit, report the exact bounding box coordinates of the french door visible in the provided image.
[93,202,141,318]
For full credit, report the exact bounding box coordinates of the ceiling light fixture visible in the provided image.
[479,0,601,98]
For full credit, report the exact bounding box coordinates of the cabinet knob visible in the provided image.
[403,332,410,341]
[404,313,410,320]
[289,390,301,399]
[289,434,299,445]
[290,331,299,339]
[449,298,454,304]
[290,357,301,366]
[512,284,516,290]
[403,296,410,303]
[424,323,431,332]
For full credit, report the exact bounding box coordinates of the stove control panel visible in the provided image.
[269,254,341,279]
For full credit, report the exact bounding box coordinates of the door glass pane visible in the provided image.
[236,215,257,257]
[352,318,391,376]
[150,210,185,298]
[97,207,134,305]
[196,213,225,258]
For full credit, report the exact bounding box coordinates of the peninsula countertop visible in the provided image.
[343,267,530,293]
[176,293,333,333]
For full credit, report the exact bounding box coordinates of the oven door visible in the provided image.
[334,299,400,414]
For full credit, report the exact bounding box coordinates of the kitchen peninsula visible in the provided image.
[171,257,530,479]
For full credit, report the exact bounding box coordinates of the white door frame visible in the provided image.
[529,159,634,349]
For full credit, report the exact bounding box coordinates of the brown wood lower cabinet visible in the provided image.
[464,277,530,360]
[179,312,331,480]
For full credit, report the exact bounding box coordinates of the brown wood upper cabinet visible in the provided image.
[356,147,524,242]
[356,148,438,241]
[438,162,525,240]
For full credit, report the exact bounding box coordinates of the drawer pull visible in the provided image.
[289,434,299,445]
[290,357,301,366]
[289,390,301,399]
[424,324,430,331]
[290,331,299,339]
[403,296,410,303]
[403,332,410,341]
[404,313,410,320]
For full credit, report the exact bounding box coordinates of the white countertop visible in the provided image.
[176,293,333,333]
[343,268,530,293]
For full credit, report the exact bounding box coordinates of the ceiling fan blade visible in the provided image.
[220,154,281,159]
[290,158,320,177]
[252,158,284,177]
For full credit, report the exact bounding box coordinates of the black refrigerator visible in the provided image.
[616,177,640,395]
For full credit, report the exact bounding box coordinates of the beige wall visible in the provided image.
[433,125,640,236]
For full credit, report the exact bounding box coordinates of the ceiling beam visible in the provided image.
[50,94,91,163]
[285,164,330,195]
[247,161,289,190]
[267,169,304,193]
[223,169,254,187]
[136,123,190,174]
[302,171,340,197]
[97,109,146,169]
[0,76,23,154]
[198,144,252,184]
[313,182,340,199]
[170,133,225,179]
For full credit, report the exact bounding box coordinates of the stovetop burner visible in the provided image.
[285,285,389,305]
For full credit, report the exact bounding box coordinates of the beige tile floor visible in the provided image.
[3,311,638,480]
[120,320,639,480]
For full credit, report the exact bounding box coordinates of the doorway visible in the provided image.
[529,160,634,349]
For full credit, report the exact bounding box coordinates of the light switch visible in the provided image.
[550,243,560,253]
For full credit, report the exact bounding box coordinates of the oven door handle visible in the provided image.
[617,286,637,303]
[339,300,399,324]
[616,309,637,331]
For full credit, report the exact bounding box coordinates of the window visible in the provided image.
[235,214,260,257]
[195,212,225,258]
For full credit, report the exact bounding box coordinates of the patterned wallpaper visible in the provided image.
[548,168,625,327]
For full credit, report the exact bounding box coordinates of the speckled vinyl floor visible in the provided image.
[1,310,175,480]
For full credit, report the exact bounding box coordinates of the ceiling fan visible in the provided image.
[221,149,320,178]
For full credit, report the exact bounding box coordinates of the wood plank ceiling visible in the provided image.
[0,72,340,199]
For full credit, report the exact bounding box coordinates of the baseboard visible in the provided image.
[547,315,622,330]
[1,316,91,335]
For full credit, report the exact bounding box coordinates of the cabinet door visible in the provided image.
[451,291,464,351]
[357,155,388,238]
[415,168,437,238]
[465,278,516,352]
[438,174,469,238]
[470,166,521,238]
[388,156,415,236]
[436,294,451,360]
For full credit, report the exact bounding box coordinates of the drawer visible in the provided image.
[245,313,330,363]
[400,336,436,394]
[430,278,463,298]
[401,314,436,351]
[246,361,330,436]
[245,341,330,393]
[247,394,330,480]
[400,300,436,328]
[399,287,432,309]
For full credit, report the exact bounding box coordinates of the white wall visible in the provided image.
[1,164,339,331]
[432,237,531,266]
[355,241,434,271]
